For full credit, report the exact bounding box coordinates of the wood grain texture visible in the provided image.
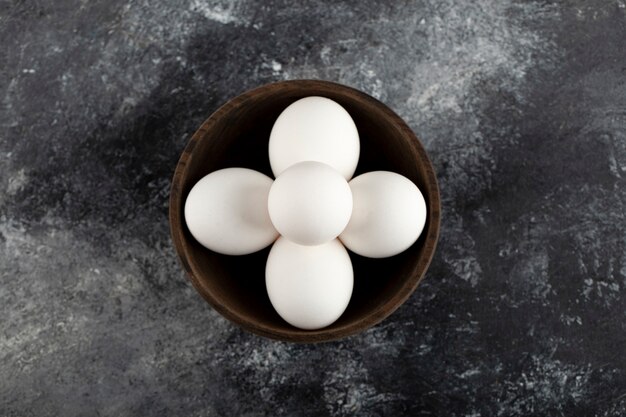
[169,80,441,342]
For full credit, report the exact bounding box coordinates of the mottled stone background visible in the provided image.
[1,0,625,415]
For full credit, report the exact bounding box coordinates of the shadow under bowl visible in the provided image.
[169,80,440,343]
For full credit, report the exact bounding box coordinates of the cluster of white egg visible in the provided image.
[185,97,427,330]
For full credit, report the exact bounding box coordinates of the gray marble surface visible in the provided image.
[1,0,626,415]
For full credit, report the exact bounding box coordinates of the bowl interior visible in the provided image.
[170,80,440,342]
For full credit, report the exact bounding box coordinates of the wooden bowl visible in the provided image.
[169,80,440,342]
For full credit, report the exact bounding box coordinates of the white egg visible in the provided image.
[266,237,353,330]
[340,171,427,258]
[268,161,353,246]
[184,168,278,255]
[269,96,360,180]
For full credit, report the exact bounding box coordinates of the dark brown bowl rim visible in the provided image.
[169,79,441,343]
